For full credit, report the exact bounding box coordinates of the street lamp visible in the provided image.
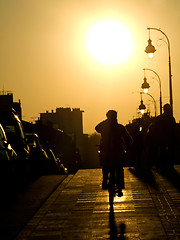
[141,70,150,94]
[144,27,173,113]
[145,37,156,59]
[138,92,157,117]
[142,68,163,115]
[139,92,146,114]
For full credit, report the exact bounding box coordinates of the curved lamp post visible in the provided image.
[142,68,162,115]
[144,27,173,113]
[146,92,157,117]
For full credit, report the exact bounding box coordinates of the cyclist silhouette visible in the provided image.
[95,110,133,197]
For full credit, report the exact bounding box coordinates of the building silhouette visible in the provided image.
[40,107,83,135]
[0,92,97,169]
[0,91,22,119]
[40,107,84,162]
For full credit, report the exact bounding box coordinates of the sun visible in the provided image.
[86,20,133,65]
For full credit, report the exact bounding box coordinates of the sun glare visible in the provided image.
[87,20,133,65]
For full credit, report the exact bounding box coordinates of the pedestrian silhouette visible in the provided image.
[95,110,133,195]
[148,104,177,171]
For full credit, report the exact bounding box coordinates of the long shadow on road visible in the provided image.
[109,210,126,240]
[128,167,159,190]
[129,165,180,192]
[155,166,180,191]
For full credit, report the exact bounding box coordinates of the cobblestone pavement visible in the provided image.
[16,166,180,240]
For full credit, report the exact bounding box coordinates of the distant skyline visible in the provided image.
[0,0,180,133]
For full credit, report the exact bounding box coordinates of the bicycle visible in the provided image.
[97,146,124,207]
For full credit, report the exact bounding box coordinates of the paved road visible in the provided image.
[13,166,180,240]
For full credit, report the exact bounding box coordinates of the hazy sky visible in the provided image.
[0,0,180,133]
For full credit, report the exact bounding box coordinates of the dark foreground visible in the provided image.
[2,166,180,240]
[0,175,67,240]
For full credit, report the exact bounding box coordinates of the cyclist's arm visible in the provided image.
[95,120,106,134]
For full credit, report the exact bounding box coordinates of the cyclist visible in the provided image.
[95,110,133,197]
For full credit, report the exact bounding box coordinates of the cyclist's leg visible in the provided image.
[109,167,116,190]
[102,167,109,190]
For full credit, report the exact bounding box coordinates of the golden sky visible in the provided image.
[0,0,180,133]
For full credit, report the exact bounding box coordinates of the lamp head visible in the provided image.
[145,38,156,59]
[141,77,150,93]
[139,100,146,114]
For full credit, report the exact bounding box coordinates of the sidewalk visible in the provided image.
[15,166,180,240]
[0,175,67,240]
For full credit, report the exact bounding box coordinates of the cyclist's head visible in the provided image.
[106,110,117,121]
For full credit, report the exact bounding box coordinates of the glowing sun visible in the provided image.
[87,20,133,65]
